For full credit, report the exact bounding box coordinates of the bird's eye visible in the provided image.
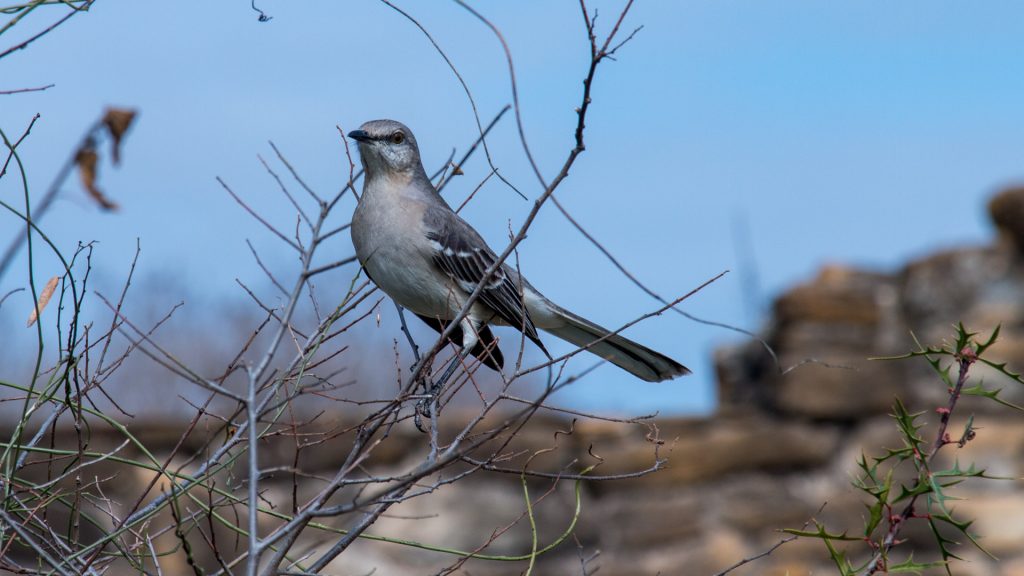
[390,132,405,145]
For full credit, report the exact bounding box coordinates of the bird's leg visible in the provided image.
[429,316,479,396]
[414,318,479,432]
[414,347,472,433]
[394,303,422,370]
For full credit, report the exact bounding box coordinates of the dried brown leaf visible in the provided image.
[450,162,464,176]
[75,146,118,211]
[26,276,60,327]
[102,107,137,165]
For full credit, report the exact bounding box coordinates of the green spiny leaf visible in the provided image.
[856,453,877,481]
[891,398,926,453]
[927,513,965,576]
[887,554,948,574]
[864,495,886,536]
[782,526,861,541]
[931,509,995,560]
[926,354,956,388]
[960,414,975,445]
[953,322,978,353]
[974,324,1000,356]
[962,384,1024,411]
[933,458,1003,480]
[894,480,934,503]
[977,358,1024,387]
[928,473,957,515]
[871,332,949,362]
[875,446,916,464]
[783,522,860,575]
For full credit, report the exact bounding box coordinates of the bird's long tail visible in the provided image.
[542,305,690,382]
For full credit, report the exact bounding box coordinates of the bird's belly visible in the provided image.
[363,249,468,319]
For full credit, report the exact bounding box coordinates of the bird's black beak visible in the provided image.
[347,129,372,143]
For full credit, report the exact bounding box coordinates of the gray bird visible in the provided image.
[348,119,690,382]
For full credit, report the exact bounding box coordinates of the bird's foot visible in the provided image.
[411,350,468,433]
[413,381,442,433]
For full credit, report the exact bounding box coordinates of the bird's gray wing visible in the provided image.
[423,207,544,348]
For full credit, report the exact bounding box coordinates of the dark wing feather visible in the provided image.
[423,210,544,350]
[414,313,504,370]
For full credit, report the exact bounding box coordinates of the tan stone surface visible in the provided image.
[988,186,1024,252]
[575,415,841,486]
[13,190,1024,575]
[772,355,908,418]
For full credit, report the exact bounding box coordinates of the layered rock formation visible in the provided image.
[7,189,1024,575]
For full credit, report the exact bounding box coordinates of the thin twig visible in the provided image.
[0,0,91,60]
[0,83,54,94]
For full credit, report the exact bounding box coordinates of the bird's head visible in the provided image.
[347,119,422,178]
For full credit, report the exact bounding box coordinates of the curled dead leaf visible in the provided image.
[450,162,464,176]
[75,145,118,211]
[26,276,60,327]
[102,107,137,165]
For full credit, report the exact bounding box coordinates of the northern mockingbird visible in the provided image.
[348,119,690,382]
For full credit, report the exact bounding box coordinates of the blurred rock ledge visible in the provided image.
[6,188,1024,575]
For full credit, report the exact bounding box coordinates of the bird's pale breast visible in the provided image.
[352,183,475,320]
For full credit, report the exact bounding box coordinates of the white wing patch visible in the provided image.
[425,229,540,342]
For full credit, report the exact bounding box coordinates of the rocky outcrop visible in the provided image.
[9,189,1024,575]
[702,187,1024,575]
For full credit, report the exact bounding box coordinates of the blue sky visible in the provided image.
[3,1,1024,415]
